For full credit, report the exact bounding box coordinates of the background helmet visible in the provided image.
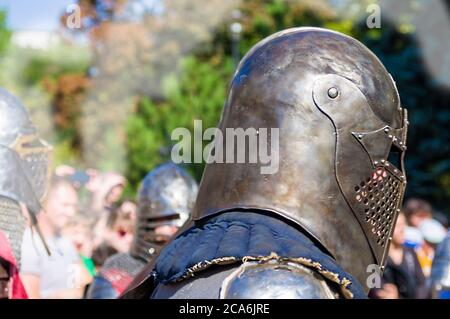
[130,163,198,261]
[0,87,52,264]
[193,27,408,289]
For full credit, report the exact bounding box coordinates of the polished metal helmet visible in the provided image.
[131,163,198,261]
[220,260,338,299]
[0,87,52,264]
[193,27,408,289]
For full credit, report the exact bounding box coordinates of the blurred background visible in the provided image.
[0,0,448,206]
[0,0,449,299]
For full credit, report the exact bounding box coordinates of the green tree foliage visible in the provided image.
[3,1,444,208]
[0,10,11,56]
[125,56,234,190]
[124,0,449,210]
[2,44,91,167]
[125,0,337,190]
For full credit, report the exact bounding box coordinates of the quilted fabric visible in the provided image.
[154,211,367,298]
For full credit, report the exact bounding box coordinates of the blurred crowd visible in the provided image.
[20,165,136,299]
[16,165,449,299]
[370,198,449,299]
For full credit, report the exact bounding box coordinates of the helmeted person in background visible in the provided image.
[0,87,52,299]
[430,232,450,299]
[87,163,198,298]
[122,27,409,299]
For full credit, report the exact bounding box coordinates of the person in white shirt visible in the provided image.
[21,178,90,298]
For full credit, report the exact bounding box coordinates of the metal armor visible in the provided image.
[130,163,198,262]
[0,197,27,268]
[220,260,338,299]
[193,27,408,289]
[0,87,52,266]
[152,259,339,299]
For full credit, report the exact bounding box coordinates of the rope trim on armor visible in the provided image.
[243,252,354,299]
[173,252,354,299]
[178,256,238,280]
